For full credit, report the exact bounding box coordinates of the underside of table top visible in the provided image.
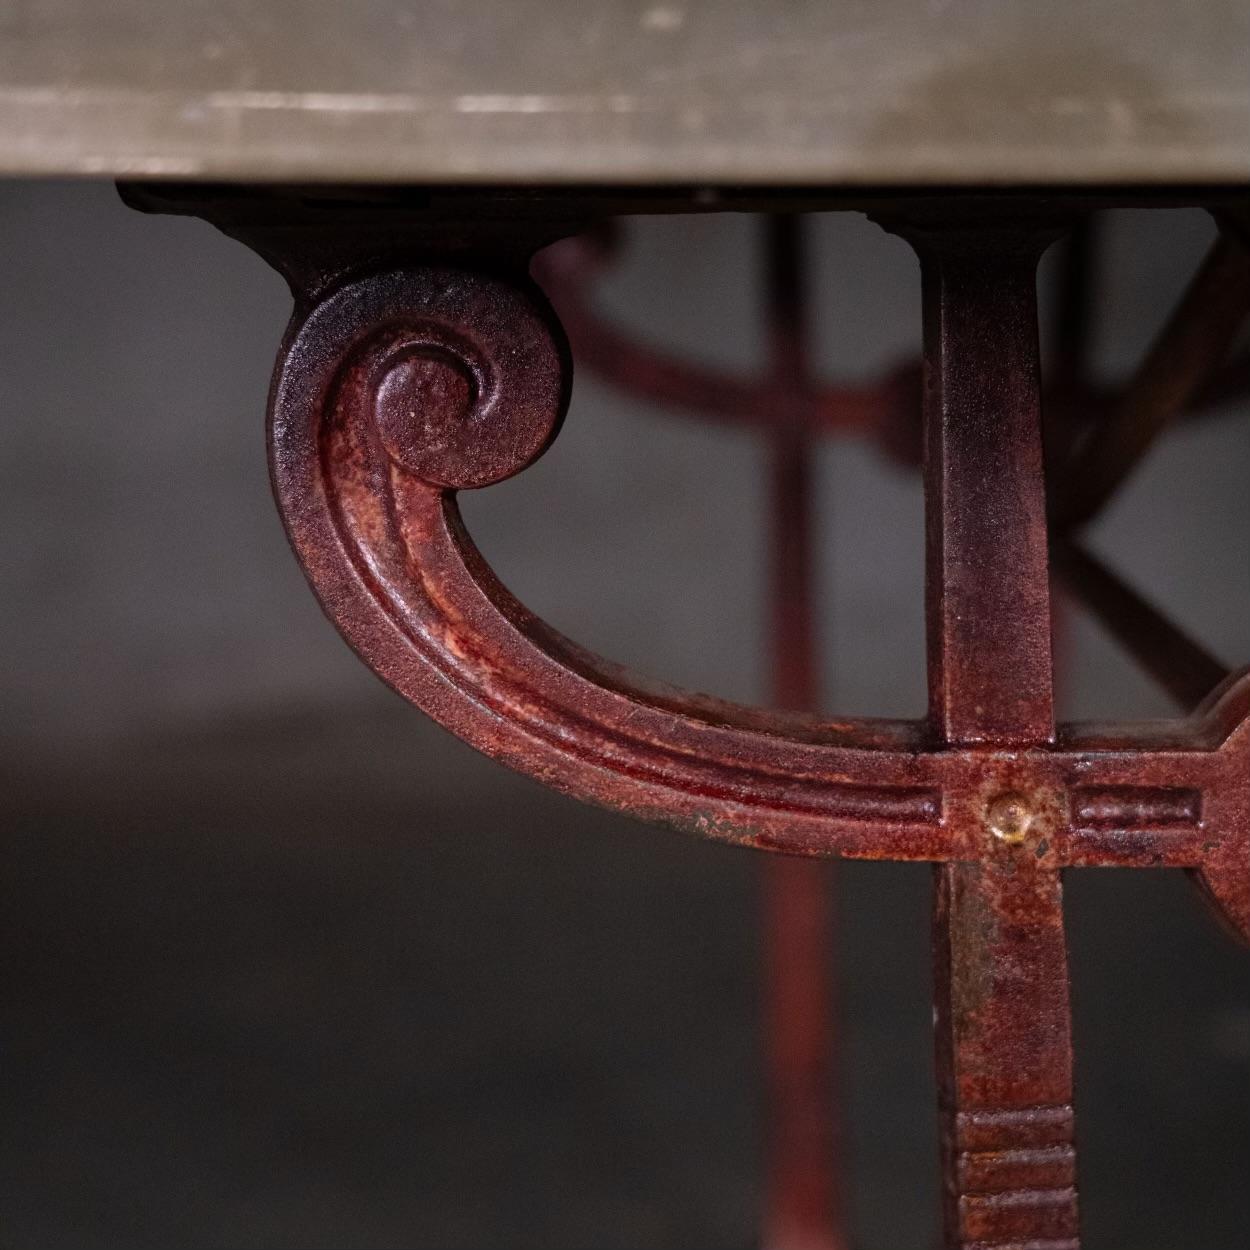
[2,0,1248,185]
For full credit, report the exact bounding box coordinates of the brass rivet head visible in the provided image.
[985,792,1034,845]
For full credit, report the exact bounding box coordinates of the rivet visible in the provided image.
[985,792,1034,845]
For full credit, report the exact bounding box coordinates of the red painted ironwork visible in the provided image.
[759,214,845,1250]
[1055,233,1250,527]
[534,217,1250,481]
[126,184,1250,1247]
[535,222,924,467]
[535,207,1250,1245]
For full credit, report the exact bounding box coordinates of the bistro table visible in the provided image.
[4,4,1249,1247]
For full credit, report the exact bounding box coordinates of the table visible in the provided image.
[6,6,1250,1247]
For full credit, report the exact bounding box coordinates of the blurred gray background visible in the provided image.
[1,181,1247,1247]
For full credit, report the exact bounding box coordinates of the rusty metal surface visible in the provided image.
[911,220,1076,1247]
[7,0,1250,184]
[531,206,1250,1244]
[134,185,1250,1245]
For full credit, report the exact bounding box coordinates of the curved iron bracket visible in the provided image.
[263,254,1250,945]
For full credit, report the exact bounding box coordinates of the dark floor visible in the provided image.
[4,698,1247,1249]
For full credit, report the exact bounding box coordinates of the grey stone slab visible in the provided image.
[1,1,1248,184]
